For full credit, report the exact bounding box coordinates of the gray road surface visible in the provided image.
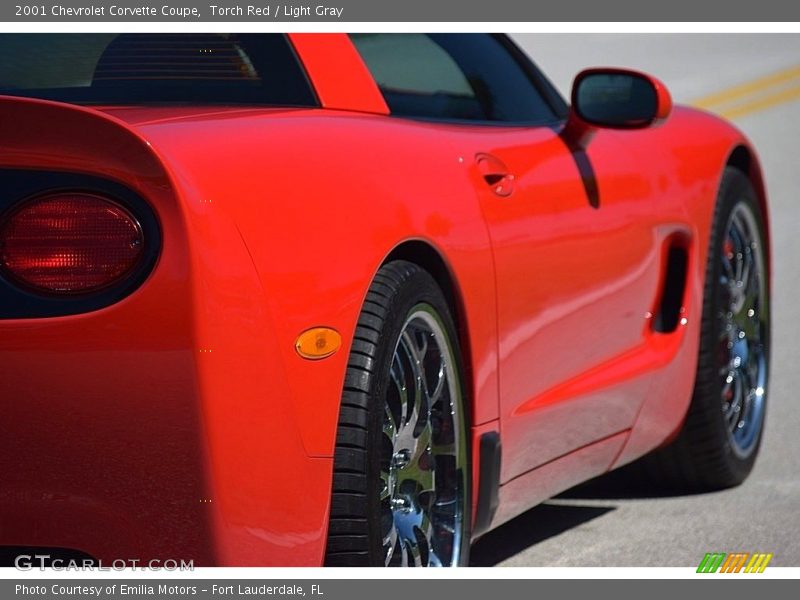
[470,34,800,567]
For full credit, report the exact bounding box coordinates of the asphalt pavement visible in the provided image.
[470,34,800,567]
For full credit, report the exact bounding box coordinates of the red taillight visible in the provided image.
[0,192,144,294]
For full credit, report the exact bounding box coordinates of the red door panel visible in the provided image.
[454,126,664,482]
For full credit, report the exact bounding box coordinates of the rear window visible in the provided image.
[0,33,317,106]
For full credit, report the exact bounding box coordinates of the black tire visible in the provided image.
[639,167,770,490]
[324,260,471,566]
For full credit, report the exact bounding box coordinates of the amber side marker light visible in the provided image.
[295,327,342,360]
[0,192,144,294]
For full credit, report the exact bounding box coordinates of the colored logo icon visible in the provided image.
[697,552,773,573]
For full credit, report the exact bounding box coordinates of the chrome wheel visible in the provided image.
[381,305,466,567]
[633,169,769,490]
[717,201,768,458]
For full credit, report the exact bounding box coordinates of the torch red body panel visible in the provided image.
[0,34,769,565]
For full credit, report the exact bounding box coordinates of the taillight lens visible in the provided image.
[0,192,144,294]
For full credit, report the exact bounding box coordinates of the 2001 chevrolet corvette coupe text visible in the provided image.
[0,33,770,567]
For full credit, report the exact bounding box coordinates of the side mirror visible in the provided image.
[563,68,672,146]
[573,68,672,128]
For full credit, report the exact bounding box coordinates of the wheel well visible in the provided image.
[382,241,474,413]
[727,145,752,175]
[725,144,771,267]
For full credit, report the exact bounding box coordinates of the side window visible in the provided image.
[350,33,557,124]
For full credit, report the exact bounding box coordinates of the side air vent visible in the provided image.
[653,243,689,333]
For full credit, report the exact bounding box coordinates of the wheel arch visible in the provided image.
[725,144,771,276]
[382,240,476,425]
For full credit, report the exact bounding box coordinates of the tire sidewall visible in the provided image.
[700,168,770,483]
[365,265,472,566]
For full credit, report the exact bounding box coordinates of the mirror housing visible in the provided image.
[562,68,672,147]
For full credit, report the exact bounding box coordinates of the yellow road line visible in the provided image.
[692,65,800,109]
[716,84,800,120]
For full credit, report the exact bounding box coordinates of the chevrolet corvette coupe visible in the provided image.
[0,33,770,567]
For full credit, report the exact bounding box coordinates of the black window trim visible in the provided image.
[282,33,321,108]
[492,34,569,122]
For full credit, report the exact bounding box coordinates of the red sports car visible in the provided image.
[0,33,770,567]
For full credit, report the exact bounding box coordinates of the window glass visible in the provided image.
[0,33,317,106]
[350,33,557,123]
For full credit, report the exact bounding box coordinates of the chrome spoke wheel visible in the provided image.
[717,201,768,458]
[381,305,466,567]
[325,262,470,567]
[632,169,770,491]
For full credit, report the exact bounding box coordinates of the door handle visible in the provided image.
[476,153,515,197]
